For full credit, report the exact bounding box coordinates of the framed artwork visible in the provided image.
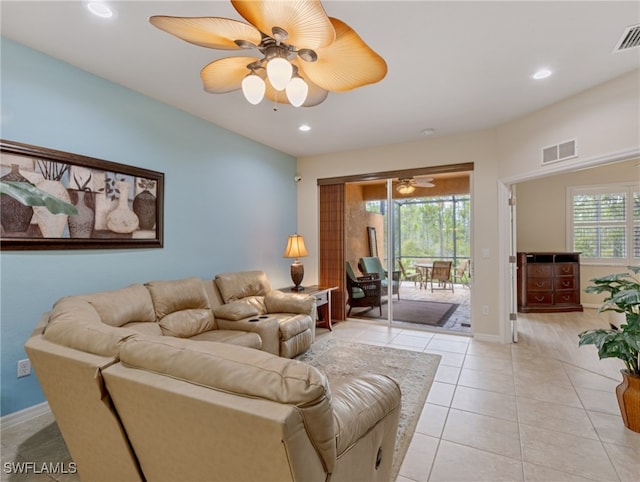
[0,139,164,250]
[367,226,378,257]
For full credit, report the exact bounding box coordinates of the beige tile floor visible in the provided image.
[324,311,640,482]
[2,309,639,482]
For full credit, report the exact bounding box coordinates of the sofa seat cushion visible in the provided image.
[82,284,156,327]
[117,335,336,470]
[188,330,261,349]
[215,271,271,304]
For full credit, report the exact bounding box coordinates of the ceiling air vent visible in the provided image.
[614,24,640,52]
[542,139,577,165]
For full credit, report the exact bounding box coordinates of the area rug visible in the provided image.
[350,299,459,327]
[297,337,441,480]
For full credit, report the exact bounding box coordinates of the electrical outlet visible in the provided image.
[482,305,490,316]
[17,359,31,378]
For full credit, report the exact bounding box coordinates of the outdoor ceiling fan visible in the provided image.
[396,176,435,195]
[149,0,387,108]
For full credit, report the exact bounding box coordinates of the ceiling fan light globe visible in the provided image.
[286,77,308,107]
[241,74,266,105]
[267,57,293,91]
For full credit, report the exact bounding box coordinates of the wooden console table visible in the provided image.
[279,285,338,330]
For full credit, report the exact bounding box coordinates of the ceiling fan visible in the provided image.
[396,176,435,195]
[149,0,387,108]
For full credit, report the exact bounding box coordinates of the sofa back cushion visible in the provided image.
[118,335,337,469]
[145,278,215,337]
[215,271,272,304]
[81,284,156,327]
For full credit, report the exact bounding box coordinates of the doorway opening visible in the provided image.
[343,170,472,333]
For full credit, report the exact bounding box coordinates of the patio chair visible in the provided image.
[430,260,454,293]
[453,259,470,287]
[358,256,401,300]
[398,259,422,287]
[345,262,382,316]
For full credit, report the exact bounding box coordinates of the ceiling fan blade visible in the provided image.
[231,0,335,49]
[414,181,435,188]
[150,16,261,50]
[200,57,260,93]
[299,17,387,93]
[302,82,329,107]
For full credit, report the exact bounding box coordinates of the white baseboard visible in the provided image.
[1,401,51,430]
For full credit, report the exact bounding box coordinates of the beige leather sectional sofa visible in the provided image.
[25,270,402,482]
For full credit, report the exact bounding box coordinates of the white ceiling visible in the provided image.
[2,1,639,157]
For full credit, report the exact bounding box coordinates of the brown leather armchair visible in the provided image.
[345,262,382,316]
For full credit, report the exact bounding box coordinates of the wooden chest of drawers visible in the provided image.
[517,252,583,313]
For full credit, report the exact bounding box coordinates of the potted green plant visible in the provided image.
[578,266,640,432]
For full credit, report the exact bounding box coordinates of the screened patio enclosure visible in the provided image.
[366,194,471,274]
[341,169,472,333]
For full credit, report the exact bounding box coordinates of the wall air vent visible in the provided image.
[542,139,577,165]
[614,24,640,52]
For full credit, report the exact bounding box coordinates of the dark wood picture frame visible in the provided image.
[1,139,164,250]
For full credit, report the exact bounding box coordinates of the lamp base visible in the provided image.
[290,261,304,292]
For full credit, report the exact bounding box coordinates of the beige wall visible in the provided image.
[516,158,640,307]
[296,69,640,342]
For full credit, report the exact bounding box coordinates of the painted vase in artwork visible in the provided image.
[33,179,71,238]
[68,190,95,238]
[0,164,34,233]
[107,181,139,233]
[133,180,156,230]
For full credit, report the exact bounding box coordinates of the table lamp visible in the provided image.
[283,234,308,291]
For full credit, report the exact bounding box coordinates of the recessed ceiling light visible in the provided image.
[421,128,436,136]
[87,2,114,19]
[532,68,553,80]
[298,124,311,132]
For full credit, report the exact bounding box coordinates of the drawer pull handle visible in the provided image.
[535,282,545,288]
[562,281,570,287]
[561,296,571,301]
[535,296,545,302]
[561,268,570,273]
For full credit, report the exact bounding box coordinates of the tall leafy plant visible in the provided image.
[578,266,640,375]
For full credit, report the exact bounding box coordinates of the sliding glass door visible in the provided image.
[320,163,473,331]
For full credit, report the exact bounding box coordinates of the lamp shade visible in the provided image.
[286,76,309,107]
[267,57,293,91]
[283,234,308,258]
[241,74,266,105]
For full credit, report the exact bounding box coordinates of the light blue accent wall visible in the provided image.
[0,39,298,416]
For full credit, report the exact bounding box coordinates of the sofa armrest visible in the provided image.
[215,317,280,356]
[264,290,316,316]
[330,373,401,455]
